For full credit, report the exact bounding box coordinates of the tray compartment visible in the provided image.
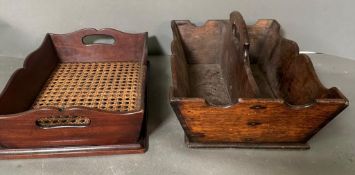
[188,64,232,105]
[170,12,348,148]
[0,28,148,150]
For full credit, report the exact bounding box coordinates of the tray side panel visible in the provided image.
[0,35,59,114]
[0,107,148,159]
[50,28,147,63]
[172,99,347,144]
[0,108,144,148]
[171,21,191,98]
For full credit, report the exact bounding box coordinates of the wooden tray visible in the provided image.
[0,28,148,157]
[170,11,349,149]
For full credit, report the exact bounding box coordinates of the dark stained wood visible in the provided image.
[0,28,148,157]
[0,110,148,159]
[0,108,143,148]
[170,11,349,148]
[51,28,147,63]
[0,35,59,114]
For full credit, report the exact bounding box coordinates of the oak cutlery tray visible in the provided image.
[170,12,349,149]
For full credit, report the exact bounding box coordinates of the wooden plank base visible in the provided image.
[185,136,310,150]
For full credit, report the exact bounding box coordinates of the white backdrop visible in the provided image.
[0,0,354,59]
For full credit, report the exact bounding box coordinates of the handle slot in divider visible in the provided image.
[36,115,91,129]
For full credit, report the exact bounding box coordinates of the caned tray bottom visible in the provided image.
[32,62,145,112]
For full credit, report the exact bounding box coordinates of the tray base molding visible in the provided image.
[185,136,310,149]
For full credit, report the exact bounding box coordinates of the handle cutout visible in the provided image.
[82,34,116,45]
[36,115,90,129]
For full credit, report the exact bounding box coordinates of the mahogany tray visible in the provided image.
[170,11,349,149]
[0,28,148,158]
